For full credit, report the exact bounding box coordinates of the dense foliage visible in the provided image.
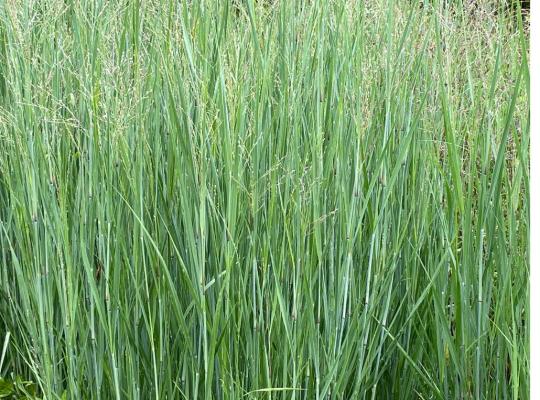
[0,1,529,399]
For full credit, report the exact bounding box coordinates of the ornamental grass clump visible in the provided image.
[0,0,529,399]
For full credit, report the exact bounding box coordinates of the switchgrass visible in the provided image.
[0,0,529,399]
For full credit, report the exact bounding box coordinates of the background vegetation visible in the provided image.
[0,0,529,398]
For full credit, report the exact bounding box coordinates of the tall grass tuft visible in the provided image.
[0,0,529,399]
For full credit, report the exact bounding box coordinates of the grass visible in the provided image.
[0,0,529,399]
